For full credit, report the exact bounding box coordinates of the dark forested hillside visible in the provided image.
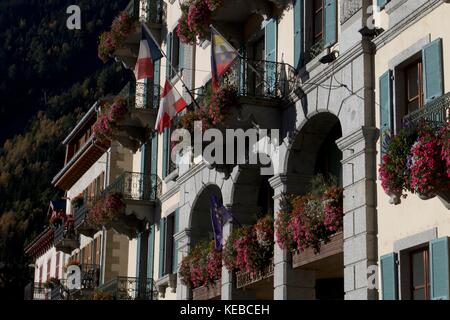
[0,0,132,299]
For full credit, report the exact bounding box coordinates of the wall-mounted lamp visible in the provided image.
[319,50,339,64]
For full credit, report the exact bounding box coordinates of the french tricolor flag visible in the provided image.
[134,24,163,80]
[155,80,188,133]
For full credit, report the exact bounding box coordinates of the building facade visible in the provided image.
[25,0,450,300]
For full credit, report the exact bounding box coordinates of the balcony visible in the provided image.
[113,0,163,69]
[98,276,156,300]
[292,232,343,269]
[52,104,111,190]
[30,283,51,300]
[403,92,450,128]
[54,223,78,254]
[66,264,101,299]
[192,281,221,300]
[98,172,162,238]
[236,262,274,290]
[108,83,160,153]
[74,203,97,238]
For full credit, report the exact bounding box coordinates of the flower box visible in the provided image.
[192,281,221,300]
[235,260,274,289]
[292,232,343,269]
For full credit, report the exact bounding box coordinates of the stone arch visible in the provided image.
[285,111,343,188]
[189,183,222,247]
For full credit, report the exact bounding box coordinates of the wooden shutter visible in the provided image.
[147,225,155,279]
[136,233,141,278]
[293,0,303,69]
[165,214,175,275]
[159,218,166,277]
[377,0,389,9]
[47,258,51,280]
[380,252,399,300]
[162,128,170,178]
[172,209,180,274]
[379,70,393,157]
[95,236,101,265]
[56,252,60,279]
[429,237,450,300]
[324,0,337,48]
[422,38,444,103]
[265,18,277,94]
[166,32,173,79]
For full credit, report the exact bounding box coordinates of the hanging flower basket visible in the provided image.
[98,11,134,62]
[179,240,222,289]
[275,176,344,254]
[223,215,274,277]
[176,0,223,45]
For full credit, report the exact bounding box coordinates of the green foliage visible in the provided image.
[0,0,131,299]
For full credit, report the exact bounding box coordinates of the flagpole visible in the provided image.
[142,23,201,109]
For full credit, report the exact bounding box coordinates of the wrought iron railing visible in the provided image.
[74,205,89,230]
[54,223,76,245]
[127,0,162,24]
[403,92,450,128]
[99,276,156,300]
[117,81,160,110]
[104,172,162,202]
[221,57,298,100]
[32,283,51,300]
[79,264,101,290]
[136,82,160,109]
[236,262,274,289]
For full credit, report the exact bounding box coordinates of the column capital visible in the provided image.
[174,228,191,243]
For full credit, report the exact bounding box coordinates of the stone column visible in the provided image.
[221,204,258,300]
[337,127,379,300]
[269,175,315,300]
[175,229,192,300]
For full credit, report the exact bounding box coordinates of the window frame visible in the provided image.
[409,246,431,300]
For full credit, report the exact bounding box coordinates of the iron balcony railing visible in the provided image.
[127,0,162,24]
[220,57,298,100]
[54,223,76,245]
[99,276,156,300]
[403,92,450,128]
[74,204,89,230]
[104,172,162,202]
[32,283,51,300]
[118,81,160,110]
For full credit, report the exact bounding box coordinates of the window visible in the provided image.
[405,59,424,115]
[159,212,178,277]
[313,0,324,44]
[56,252,60,279]
[410,247,430,300]
[166,32,185,80]
[46,258,51,280]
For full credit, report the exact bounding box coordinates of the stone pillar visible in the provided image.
[269,175,316,300]
[337,127,379,300]
[175,229,192,300]
[221,204,258,300]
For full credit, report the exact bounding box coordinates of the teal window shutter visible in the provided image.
[166,32,172,79]
[136,233,141,279]
[179,42,185,71]
[379,70,393,157]
[162,128,169,178]
[293,0,303,69]
[151,134,158,176]
[159,218,166,278]
[265,18,277,94]
[380,252,399,300]
[172,209,180,274]
[152,60,161,109]
[429,237,450,300]
[422,38,444,103]
[377,0,389,9]
[147,225,155,279]
[324,0,337,48]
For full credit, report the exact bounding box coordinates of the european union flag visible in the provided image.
[210,195,232,250]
